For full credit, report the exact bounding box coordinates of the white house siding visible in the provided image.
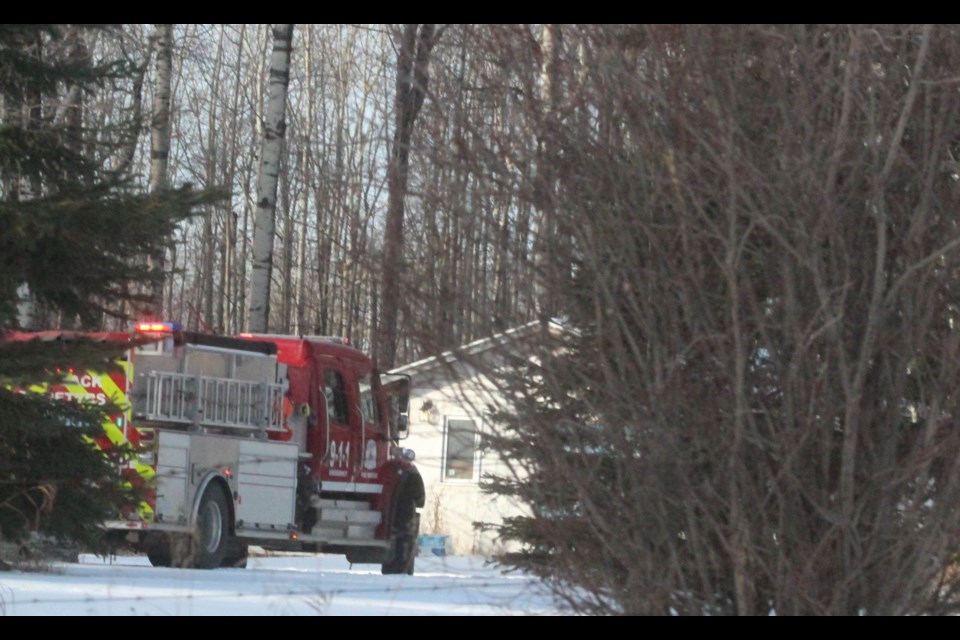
[392,320,570,557]
[399,360,527,556]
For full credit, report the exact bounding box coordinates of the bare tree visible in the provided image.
[248,24,293,333]
[377,24,438,368]
[467,24,960,616]
[146,24,173,319]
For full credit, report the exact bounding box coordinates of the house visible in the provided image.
[390,318,571,556]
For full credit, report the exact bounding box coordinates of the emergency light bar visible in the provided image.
[134,321,182,333]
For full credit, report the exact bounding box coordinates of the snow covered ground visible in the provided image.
[0,550,566,616]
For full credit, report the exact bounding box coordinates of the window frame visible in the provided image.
[441,414,482,483]
[323,368,349,425]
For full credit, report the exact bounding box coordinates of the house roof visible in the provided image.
[390,317,576,376]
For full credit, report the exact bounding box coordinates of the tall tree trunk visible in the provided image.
[237,25,269,333]
[295,25,314,336]
[377,23,437,369]
[222,25,246,335]
[295,165,310,334]
[279,149,293,333]
[533,23,562,320]
[147,24,173,319]
[200,31,224,331]
[248,24,294,333]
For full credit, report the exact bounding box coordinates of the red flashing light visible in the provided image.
[134,321,181,333]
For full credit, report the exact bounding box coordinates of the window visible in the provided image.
[358,371,380,425]
[323,369,348,424]
[443,417,479,481]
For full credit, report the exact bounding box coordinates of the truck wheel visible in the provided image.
[194,483,230,569]
[146,542,171,568]
[146,551,171,567]
[144,532,172,567]
[381,498,419,576]
[221,537,248,568]
[145,533,194,568]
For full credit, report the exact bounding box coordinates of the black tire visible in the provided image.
[169,534,196,568]
[193,483,231,569]
[225,554,248,569]
[144,533,172,567]
[146,549,171,567]
[144,531,212,568]
[221,538,248,568]
[381,498,419,575]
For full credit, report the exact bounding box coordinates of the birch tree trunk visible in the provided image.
[237,25,269,333]
[533,23,561,319]
[148,24,173,318]
[202,27,225,330]
[278,149,293,333]
[248,24,294,333]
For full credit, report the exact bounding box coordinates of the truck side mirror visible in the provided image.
[380,372,411,441]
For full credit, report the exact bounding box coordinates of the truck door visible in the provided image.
[317,363,360,486]
[357,369,386,481]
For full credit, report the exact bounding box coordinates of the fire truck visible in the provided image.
[4,321,424,574]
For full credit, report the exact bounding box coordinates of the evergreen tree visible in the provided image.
[0,25,221,560]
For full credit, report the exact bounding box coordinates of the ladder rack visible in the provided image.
[135,370,286,433]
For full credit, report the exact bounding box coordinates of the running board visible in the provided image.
[309,497,381,541]
[234,527,390,548]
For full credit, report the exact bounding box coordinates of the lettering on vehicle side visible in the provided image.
[50,390,108,405]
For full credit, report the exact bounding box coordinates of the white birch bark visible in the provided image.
[533,24,561,319]
[148,24,173,318]
[248,24,294,333]
[150,25,173,192]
